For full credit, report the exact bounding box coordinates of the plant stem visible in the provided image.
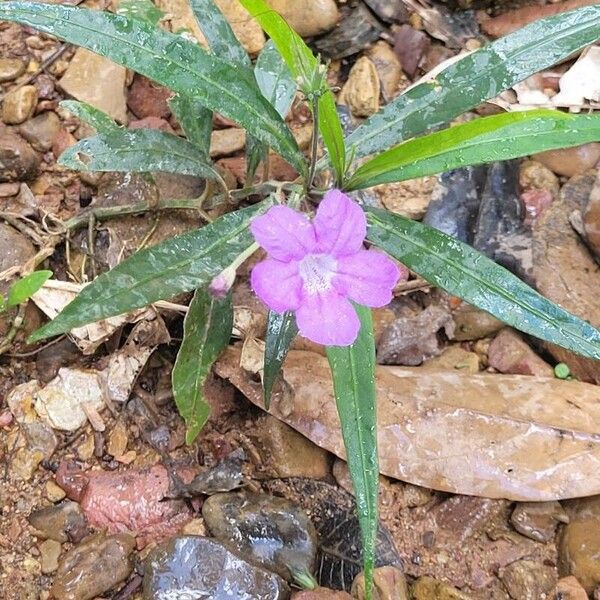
[306,99,320,190]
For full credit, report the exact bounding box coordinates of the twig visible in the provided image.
[0,304,26,356]
[4,334,66,358]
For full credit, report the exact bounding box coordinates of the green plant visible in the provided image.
[2,0,600,595]
[0,270,52,312]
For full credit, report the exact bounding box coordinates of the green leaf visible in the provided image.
[8,270,52,307]
[0,2,305,175]
[326,305,378,600]
[239,0,345,182]
[173,288,233,444]
[116,0,165,26]
[366,208,600,361]
[60,100,119,134]
[190,0,250,68]
[263,310,298,408]
[169,95,213,158]
[347,110,600,190]
[346,5,600,159]
[58,128,220,179]
[29,200,272,342]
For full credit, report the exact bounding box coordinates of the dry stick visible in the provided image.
[0,304,26,356]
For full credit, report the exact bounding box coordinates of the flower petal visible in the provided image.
[251,258,303,313]
[296,291,360,346]
[251,206,316,261]
[313,189,367,256]
[333,249,402,307]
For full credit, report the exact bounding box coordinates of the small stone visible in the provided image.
[293,589,352,599]
[2,85,38,125]
[0,58,26,82]
[0,182,20,197]
[534,143,600,178]
[499,559,556,600]
[511,501,569,543]
[394,25,430,78]
[28,501,88,543]
[18,111,61,152]
[373,176,436,220]
[552,576,589,600]
[11,447,44,481]
[51,128,76,160]
[106,418,128,458]
[210,127,246,158]
[127,74,172,119]
[143,536,290,599]
[488,329,554,377]
[45,480,67,503]
[339,56,380,118]
[181,518,207,536]
[23,421,58,460]
[450,303,504,341]
[7,380,41,423]
[59,48,128,124]
[422,346,480,374]
[203,490,317,582]
[266,0,339,38]
[0,128,40,182]
[583,173,600,257]
[51,533,135,600]
[352,566,409,600]
[76,434,95,461]
[519,160,559,198]
[39,539,61,575]
[366,41,406,102]
[411,576,473,599]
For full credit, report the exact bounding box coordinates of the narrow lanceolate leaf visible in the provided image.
[239,0,345,182]
[60,100,119,134]
[29,200,271,342]
[116,0,165,26]
[366,208,600,361]
[8,270,52,307]
[326,305,378,600]
[263,310,298,408]
[173,288,233,444]
[168,95,212,158]
[346,5,600,158]
[0,2,305,175]
[347,110,600,190]
[190,0,250,68]
[59,128,220,179]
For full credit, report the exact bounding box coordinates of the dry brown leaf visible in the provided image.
[216,346,600,501]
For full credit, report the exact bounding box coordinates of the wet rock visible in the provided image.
[0,127,40,182]
[365,41,406,102]
[411,576,473,599]
[28,501,88,543]
[532,171,600,383]
[18,111,61,152]
[339,57,380,118]
[377,305,454,366]
[500,559,556,600]
[293,590,352,599]
[351,566,409,600]
[266,0,339,38]
[210,127,246,158]
[50,532,135,600]
[534,143,600,178]
[0,57,26,82]
[511,501,568,543]
[202,490,317,582]
[143,536,290,599]
[552,576,588,600]
[449,302,503,341]
[421,346,480,374]
[34,368,105,431]
[393,25,431,78]
[2,85,38,125]
[127,74,171,119]
[247,413,331,479]
[313,3,383,59]
[39,539,61,574]
[487,329,554,377]
[559,496,600,593]
[59,48,128,124]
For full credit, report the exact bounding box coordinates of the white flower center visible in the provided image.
[298,253,337,295]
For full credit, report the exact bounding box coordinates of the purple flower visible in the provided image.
[250,189,404,346]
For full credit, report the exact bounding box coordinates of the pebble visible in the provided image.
[266,0,339,38]
[106,418,128,459]
[551,576,589,600]
[352,566,409,600]
[39,539,62,575]
[450,303,504,341]
[373,176,436,220]
[499,559,556,600]
[511,501,569,543]
[339,56,380,118]
[18,111,61,152]
[366,41,406,102]
[28,501,88,543]
[0,57,26,82]
[1,85,38,124]
[0,182,20,197]
[519,160,559,199]
[127,74,171,119]
[487,329,554,377]
[11,447,44,482]
[209,127,247,158]
[583,173,600,257]
[411,576,473,599]
[50,533,135,600]
[7,380,41,423]
[203,490,317,582]
[421,346,480,374]
[393,24,430,78]
[45,479,67,503]
[143,536,290,599]
[534,143,600,178]
[0,128,40,182]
